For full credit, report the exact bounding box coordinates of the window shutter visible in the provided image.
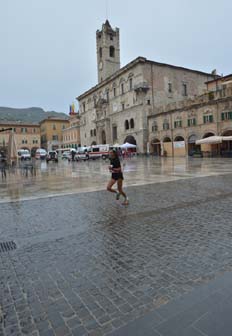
[209,115,213,123]
[221,113,224,121]
[203,116,206,124]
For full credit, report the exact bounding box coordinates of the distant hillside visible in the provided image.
[0,107,69,123]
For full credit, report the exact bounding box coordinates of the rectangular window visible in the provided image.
[152,125,158,132]
[129,78,133,90]
[113,87,116,97]
[188,118,197,127]
[147,100,151,105]
[221,112,232,121]
[163,123,169,130]
[53,124,56,130]
[83,102,86,112]
[182,83,188,96]
[174,120,182,128]
[122,103,125,111]
[203,115,213,123]
[106,91,109,102]
[52,135,59,141]
[121,83,124,94]
[21,128,27,133]
[168,83,172,93]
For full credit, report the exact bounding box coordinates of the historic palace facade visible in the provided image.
[148,75,232,157]
[0,121,40,154]
[77,20,216,153]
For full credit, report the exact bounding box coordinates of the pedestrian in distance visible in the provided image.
[0,153,7,180]
[107,150,129,205]
[71,150,75,162]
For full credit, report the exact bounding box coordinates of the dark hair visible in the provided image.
[110,149,118,159]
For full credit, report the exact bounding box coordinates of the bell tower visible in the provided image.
[96,20,120,83]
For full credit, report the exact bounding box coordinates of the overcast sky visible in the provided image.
[1,0,231,113]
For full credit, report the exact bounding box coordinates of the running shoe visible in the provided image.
[122,197,129,205]
[116,192,120,200]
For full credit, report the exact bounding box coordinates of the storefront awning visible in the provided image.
[196,136,232,145]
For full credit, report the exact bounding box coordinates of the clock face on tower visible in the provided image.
[99,61,103,70]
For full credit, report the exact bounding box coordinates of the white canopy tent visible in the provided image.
[196,136,232,145]
[120,142,137,149]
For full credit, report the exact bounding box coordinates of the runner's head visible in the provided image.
[109,149,118,159]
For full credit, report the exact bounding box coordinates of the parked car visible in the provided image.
[18,149,31,160]
[62,151,71,160]
[74,147,90,161]
[35,148,47,160]
[46,151,58,163]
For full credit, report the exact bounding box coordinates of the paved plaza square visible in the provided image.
[1,157,232,335]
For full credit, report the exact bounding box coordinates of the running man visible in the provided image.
[107,150,129,205]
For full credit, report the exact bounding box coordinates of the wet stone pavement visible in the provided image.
[1,167,232,335]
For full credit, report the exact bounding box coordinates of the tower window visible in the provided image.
[130,119,135,129]
[99,47,102,58]
[125,120,129,130]
[182,83,188,96]
[168,83,172,93]
[110,34,113,41]
[121,83,124,94]
[113,87,116,97]
[110,46,115,58]
[129,78,133,90]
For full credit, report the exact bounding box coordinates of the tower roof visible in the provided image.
[103,20,114,33]
[104,20,112,28]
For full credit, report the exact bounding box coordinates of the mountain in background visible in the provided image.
[0,107,69,124]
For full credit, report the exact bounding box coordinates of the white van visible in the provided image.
[35,148,47,160]
[88,145,110,160]
[18,149,31,160]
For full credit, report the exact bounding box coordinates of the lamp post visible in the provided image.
[0,128,13,133]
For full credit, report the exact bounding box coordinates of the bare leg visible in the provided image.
[117,179,127,199]
[107,179,117,193]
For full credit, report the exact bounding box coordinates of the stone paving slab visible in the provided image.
[1,173,232,335]
[110,271,232,336]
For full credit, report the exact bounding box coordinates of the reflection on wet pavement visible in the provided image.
[0,157,232,203]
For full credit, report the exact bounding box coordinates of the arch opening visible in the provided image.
[124,135,136,145]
